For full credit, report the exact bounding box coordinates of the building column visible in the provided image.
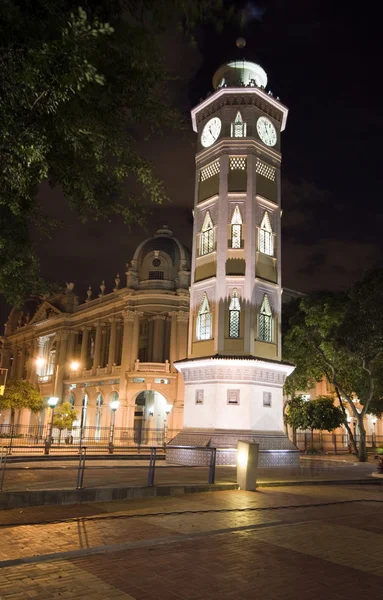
[107,318,117,373]
[55,331,68,402]
[92,322,102,375]
[169,312,178,367]
[80,327,90,371]
[176,311,189,361]
[17,345,26,380]
[152,316,166,362]
[119,310,142,429]
[147,318,154,362]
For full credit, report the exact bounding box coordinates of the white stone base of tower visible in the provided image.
[168,356,299,468]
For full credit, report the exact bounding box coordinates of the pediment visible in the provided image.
[29,301,62,325]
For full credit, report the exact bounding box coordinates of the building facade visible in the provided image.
[0,226,190,442]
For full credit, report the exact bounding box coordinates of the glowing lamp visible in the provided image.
[110,400,120,411]
[48,396,59,408]
[70,361,80,371]
[36,357,46,367]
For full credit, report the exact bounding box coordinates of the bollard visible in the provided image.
[237,441,259,491]
[76,446,86,489]
[0,446,8,491]
[208,447,216,484]
[147,447,156,487]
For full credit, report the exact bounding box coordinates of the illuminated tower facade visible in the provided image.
[172,51,298,466]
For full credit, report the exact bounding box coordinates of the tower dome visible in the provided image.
[212,38,268,90]
[126,225,191,292]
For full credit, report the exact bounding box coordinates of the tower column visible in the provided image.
[80,327,89,371]
[92,322,102,375]
[107,318,117,373]
[216,154,229,353]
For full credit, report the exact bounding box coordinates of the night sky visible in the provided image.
[2,0,383,326]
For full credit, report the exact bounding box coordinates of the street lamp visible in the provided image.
[109,399,120,454]
[45,396,59,454]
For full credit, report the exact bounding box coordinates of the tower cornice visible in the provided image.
[191,88,288,133]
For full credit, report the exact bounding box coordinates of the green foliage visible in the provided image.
[283,271,383,461]
[0,379,45,413]
[285,395,343,433]
[52,401,78,430]
[0,0,233,305]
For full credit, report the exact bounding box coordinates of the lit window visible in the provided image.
[196,294,212,340]
[231,112,246,138]
[230,205,242,249]
[200,211,214,255]
[258,294,273,342]
[229,289,241,338]
[259,212,273,256]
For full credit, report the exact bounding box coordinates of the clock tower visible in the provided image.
[171,45,298,467]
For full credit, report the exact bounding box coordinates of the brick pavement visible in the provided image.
[0,485,382,598]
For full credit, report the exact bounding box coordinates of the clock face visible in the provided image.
[256,117,277,147]
[201,117,222,148]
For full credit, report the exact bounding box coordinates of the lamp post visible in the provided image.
[44,396,59,454]
[109,399,120,454]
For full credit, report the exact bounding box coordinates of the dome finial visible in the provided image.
[236,37,246,49]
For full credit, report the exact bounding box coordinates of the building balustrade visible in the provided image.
[134,359,170,373]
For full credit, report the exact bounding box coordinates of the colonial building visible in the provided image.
[0,226,191,441]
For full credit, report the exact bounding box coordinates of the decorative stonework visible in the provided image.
[195,94,284,130]
[256,159,276,181]
[200,159,220,181]
[177,312,189,323]
[195,389,204,404]
[122,310,137,322]
[227,389,240,405]
[182,364,286,385]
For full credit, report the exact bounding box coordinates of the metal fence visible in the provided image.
[0,424,181,455]
[295,432,383,453]
[0,445,220,492]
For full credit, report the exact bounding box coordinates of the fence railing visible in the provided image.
[294,432,383,453]
[0,424,181,455]
[0,445,221,492]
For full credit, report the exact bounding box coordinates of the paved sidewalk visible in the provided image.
[0,484,383,599]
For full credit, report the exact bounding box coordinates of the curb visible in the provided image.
[0,483,239,509]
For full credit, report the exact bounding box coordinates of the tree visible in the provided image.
[285,396,343,449]
[0,0,234,305]
[0,380,45,425]
[52,401,78,443]
[283,270,383,462]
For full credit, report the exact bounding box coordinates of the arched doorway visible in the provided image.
[95,393,103,441]
[133,390,172,445]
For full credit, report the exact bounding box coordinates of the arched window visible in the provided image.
[69,393,75,407]
[229,289,241,338]
[259,212,273,256]
[258,295,273,342]
[231,205,242,249]
[196,294,212,341]
[231,111,246,138]
[80,393,88,434]
[200,211,214,255]
[95,393,103,441]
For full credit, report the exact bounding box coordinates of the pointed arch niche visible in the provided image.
[230,205,243,249]
[200,211,214,256]
[231,111,246,138]
[196,294,212,341]
[229,289,241,338]
[259,211,274,256]
[258,294,273,342]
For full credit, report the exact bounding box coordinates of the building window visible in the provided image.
[230,205,242,249]
[152,258,161,267]
[200,211,214,255]
[227,390,240,405]
[148,270,164,280]
[200,159,220,182]
[196,294,212,341]
[95,393,103,441]
[229,156,246,171]
[259,212,273,256]
[229,289,241,338]
[195,390,204,405]
[263,392,272,407]
[231,111,246,138]
[258,294,273,342]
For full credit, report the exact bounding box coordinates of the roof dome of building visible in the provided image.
[126,225,191,292]
[212,38,268,90]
